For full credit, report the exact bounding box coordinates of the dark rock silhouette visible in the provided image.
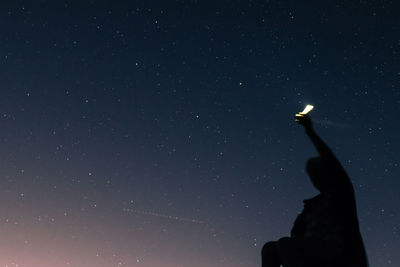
[262,114,368,267]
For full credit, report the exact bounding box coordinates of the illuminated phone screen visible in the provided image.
[301,105,314,114]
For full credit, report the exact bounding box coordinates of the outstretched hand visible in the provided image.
[295,113,312,129]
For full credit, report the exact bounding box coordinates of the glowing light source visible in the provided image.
[300,104,314,114]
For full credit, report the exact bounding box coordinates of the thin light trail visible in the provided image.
[123,208,208,226]
[313,118,353,129]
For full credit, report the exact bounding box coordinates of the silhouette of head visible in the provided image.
[306,157,331,192]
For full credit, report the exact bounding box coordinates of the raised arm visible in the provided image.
[295,113,351,191]
[295,114,334,158]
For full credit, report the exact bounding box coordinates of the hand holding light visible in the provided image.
[295,105,314,129]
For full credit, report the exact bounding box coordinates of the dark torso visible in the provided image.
[291,192,358,245]
[290,178,367,266]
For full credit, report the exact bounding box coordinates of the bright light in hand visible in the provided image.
[300,105,314,114]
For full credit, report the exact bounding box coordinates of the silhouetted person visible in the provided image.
[262,114,368,267]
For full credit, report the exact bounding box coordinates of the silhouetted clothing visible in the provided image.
[262,127,368,267]
[290,178,367,266]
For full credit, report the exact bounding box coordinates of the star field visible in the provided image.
[0,1,399,266]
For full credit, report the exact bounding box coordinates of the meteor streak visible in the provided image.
[312,118,353,129]
[123,208,208,225]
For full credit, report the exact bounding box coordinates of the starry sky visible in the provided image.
[0,1,399,266]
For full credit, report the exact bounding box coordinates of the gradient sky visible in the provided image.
[0,1,399,266]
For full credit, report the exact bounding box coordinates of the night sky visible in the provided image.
[0,1,399,266]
